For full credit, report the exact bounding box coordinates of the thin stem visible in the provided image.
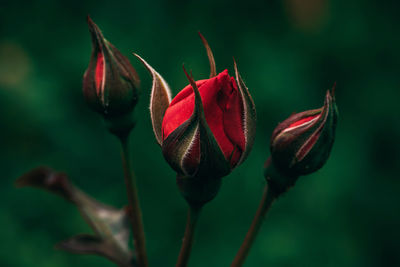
[231,184,276,267]
[176,205,202,267]
[119,135,148,267]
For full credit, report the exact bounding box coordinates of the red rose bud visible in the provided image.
[161,64,256,180]
[83,17,140,135]
[265,87,338,194]
[137,34,256,205]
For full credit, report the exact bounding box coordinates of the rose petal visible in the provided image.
[95,52,104,95]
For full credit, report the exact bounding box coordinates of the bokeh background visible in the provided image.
[1,0,399,266]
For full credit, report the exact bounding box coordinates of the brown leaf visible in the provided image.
[16,167,135,267]
[56,234,135,267]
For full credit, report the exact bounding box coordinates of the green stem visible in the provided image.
[231,184,276,267]
[176,205,202,267]
[119,135,148,267]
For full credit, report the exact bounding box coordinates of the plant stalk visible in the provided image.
[119,134,148,267]
[176,205,202,267]
[231,184,276,267]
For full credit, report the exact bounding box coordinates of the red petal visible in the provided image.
[95,52,104,94]
[218,76,245,165]
[288,114,320,128]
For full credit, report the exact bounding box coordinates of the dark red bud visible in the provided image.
[265,87,338,194]
[83,17,140,123]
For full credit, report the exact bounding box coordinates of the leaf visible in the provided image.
[134,53,172,145]
[16,167,136,267]
[15,167,74,200]
[56,234,134,267]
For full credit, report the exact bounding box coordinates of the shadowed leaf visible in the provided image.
[56,234,135,267]
[16,167,136,267]
[15,166,74,200]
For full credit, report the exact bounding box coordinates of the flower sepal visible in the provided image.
[134,54,171,145]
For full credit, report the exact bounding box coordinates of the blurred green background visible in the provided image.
[1,0,399,266]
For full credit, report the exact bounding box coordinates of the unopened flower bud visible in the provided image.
[83,17,140,135]
[265,87,338,194]
[162,68,252,178]
[136,34,256,205]
[164,64,256,205]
